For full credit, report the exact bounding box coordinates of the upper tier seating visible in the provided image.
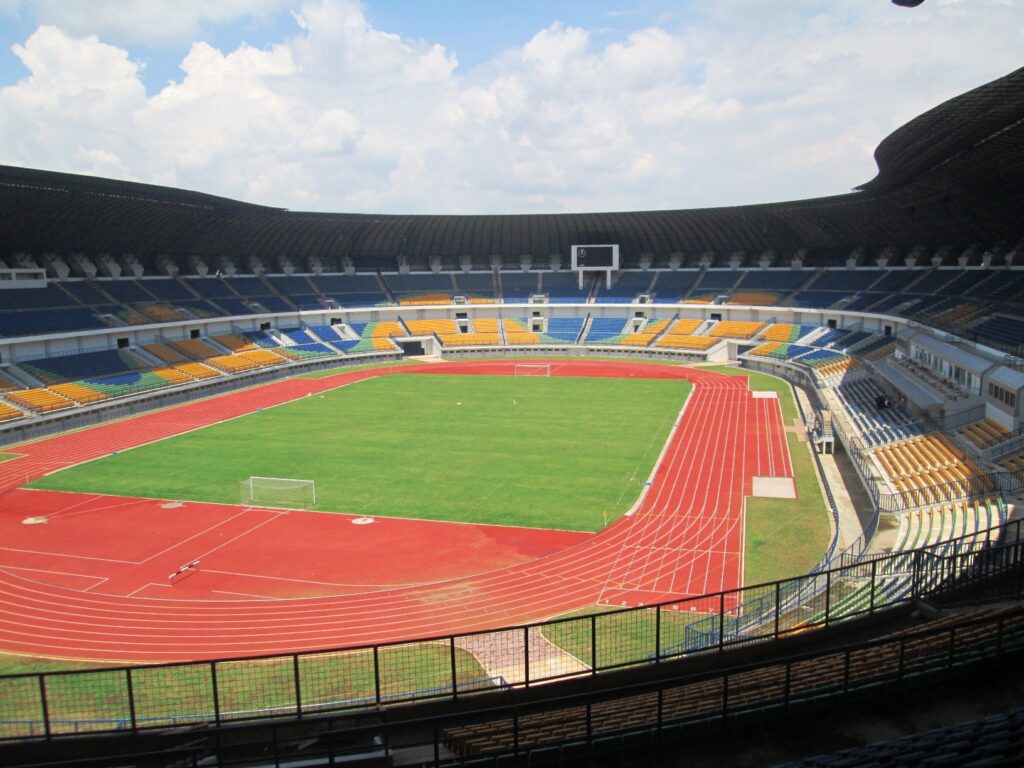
[500,272,539,302]
[651,271,699,302]
[594,272,654,303]
[812,269,886,291]
[267,275,321,311]
[452,272,498,302]
[697,270,741,292]
[384,273,454,305]
[541,272,591,303]
[970,315,1024,351]
[94,279,153,303]
[310,274,389,307]
[735,270,812,291]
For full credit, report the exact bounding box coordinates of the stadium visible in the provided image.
[0,26,1023,768]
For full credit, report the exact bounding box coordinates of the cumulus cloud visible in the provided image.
[26,0,289,47]
[0,0,1022,215]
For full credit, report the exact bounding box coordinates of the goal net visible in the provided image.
[240,477,317,508]
[514,363,552,377]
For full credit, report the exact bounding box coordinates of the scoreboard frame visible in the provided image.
[571,244,619,271]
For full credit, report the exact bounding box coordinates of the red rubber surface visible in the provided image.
[0,360,792,662]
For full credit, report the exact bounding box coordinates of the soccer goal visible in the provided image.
[240,476,317,508]
[514,362,552,377]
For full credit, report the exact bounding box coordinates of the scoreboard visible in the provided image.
[571,244,619,271]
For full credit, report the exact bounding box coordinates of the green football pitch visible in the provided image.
[30,373,691,532]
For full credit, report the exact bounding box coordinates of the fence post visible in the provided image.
[911,549,922,599]
[450,637,458,698]
[126,667,137,730]
[655,605,661,663]
[869,559,877,613]
[373,646,381,706]
[39,675,51,739]
[718,593,726,651]
[524,626,530,686]
[774,582,781,638]
[210,662,221,724]
[824,570,832,625]
[293,654,302,717]
[591,614,598,673]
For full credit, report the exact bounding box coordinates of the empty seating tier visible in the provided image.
[0,401,24,421]
[709,320,765,339]
[142,343,190,364]
[960,418,1012,449]
[760,323,820,343]
[664,318,702,336]
[872,434,992,507]
[655,335,718,351]
[168,338,222,360]
[404,319,459,336]
[20,349,147,385]
[584,317,629,344]
[438,333,502,347]
[472,318,500,333]
[6,388,75,413]
[725,291,781,306]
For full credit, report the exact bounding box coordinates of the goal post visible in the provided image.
[240,476,317,508]
[514,363,552,377]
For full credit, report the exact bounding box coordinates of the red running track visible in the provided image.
[0,360,793,662]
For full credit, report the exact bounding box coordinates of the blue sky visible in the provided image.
[0,1,1020,214]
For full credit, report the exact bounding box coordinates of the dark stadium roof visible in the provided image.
[1,66,1022,274]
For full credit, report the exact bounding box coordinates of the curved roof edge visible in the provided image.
[858,65,1024,193]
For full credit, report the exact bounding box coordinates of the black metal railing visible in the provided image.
[8,602,1024,768]
[3,515,1020,743]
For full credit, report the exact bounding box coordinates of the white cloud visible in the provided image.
[26,0,289,47]
[0,0,1022,215]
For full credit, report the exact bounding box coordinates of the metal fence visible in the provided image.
[2,515,1019,742]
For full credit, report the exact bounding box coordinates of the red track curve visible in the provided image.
[0,360,793,662]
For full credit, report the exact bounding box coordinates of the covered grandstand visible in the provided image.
[0,65,1023,768]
